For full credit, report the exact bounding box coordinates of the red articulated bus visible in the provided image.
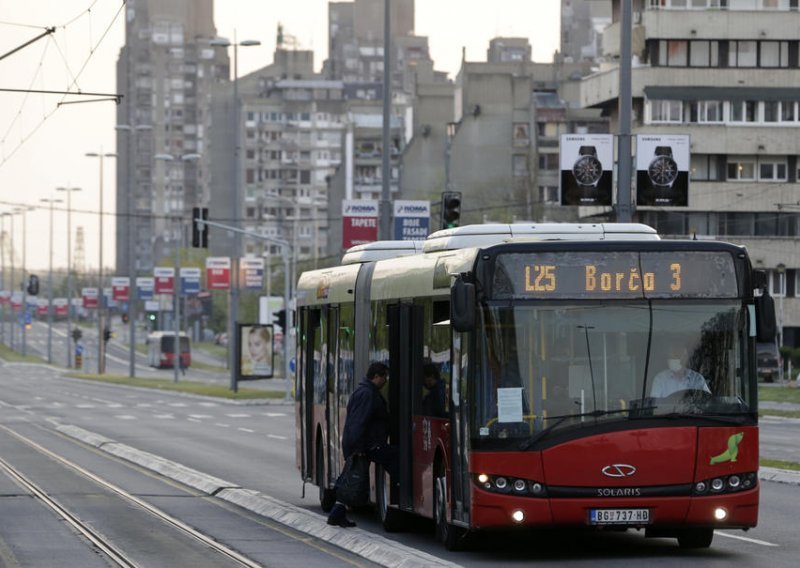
[295,223,774,550]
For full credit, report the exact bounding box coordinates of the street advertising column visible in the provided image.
[393,200,430,240]
[180,267,201,295]
[560,133,614,206]
[206,257,231,290]
[82,287,98,309]
[342,199,379,249]
[240,257,264,290]
[112,277,130,302]
[154,267,175,295]
[136,277,155,300]
[635,134,691,206]
[237,323,274,380]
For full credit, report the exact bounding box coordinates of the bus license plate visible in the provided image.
[590,508,650,525]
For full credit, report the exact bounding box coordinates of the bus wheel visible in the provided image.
[375,464,405,532]
[317,442,335,513]
[677,528,714,549]
[434,464,466,550]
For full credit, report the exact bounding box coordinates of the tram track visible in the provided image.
[0,423,262,568]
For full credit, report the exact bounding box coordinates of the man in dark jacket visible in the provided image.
[327,361,397,527]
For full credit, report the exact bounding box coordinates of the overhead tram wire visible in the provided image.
[0,0,126,169]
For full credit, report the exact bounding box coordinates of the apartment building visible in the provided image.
[115,0,229,273]
[581,0,800,347]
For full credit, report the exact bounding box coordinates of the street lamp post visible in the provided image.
[40,197,63,363]
[86,151,117,374]
[117,123,153,378]
[56,186,81,367]
[3,212,16,351]
[777,263,786,382]
[210,34,261,391]
[13,206,34,356]
[155,153,201,382]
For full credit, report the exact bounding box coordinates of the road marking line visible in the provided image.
[268,434,287,440]
[114,415,138,420]
[215,423,230,428]
[715,531,779,547]
[153,414,175,419]
[198,402,218,407]
[169,403,188,407]
[76,404,96,409]
[226,413,251,418]
[188,414,213,419]
[263,412,286,417]
[188,418,202,423]
[237,428,255,433]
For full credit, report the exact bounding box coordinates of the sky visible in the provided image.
[0,0,560,273]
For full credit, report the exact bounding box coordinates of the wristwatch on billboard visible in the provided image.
[572,145,603,188]
[647,145,679,189]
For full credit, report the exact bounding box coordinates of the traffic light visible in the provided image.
[103,327,112,343]
[441,191,462,230]
[26,274,39,295]
[273,309,286,331]
[192,207,209,248]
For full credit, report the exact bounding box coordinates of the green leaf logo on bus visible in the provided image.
[710,432,744,465]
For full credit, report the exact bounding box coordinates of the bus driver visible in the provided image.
[651,345,711,398]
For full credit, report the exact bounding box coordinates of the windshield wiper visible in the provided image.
[518,408,632,450]
[657,412,751,424]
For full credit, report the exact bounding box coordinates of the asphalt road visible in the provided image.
[0,360,799,566]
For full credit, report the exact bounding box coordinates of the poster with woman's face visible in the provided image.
[238,324,274,379]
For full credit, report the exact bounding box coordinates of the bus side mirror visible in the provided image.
[755,291,777,343]
[451,276,475,332]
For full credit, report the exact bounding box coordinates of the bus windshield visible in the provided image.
[472,300,752,443]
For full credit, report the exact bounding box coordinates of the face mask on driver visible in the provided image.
[667,358,683,372]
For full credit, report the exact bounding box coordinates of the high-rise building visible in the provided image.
[560,0,611,64]
[115,0,229,274]
[580,0,800,347]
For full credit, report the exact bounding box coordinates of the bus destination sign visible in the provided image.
[492,251,738,299]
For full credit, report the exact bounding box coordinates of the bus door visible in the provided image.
[449,330,471,526]
[387,302,423,510]
[324,307,340,490]
[299,308,320,482]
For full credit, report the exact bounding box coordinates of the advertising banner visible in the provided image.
[136,277,155,300]
[82,287,98,309]
[53,298,68,317]
[560,133,614,206]
[10,292,22,311]
[0,290,9,305]
[154,267,175,295]
[393,200,430,241]
[342,199,379,250]
[240,257,265,290]
[635,134,691,206]
[206,257,231,290]
[180,267,201,295]
[237,323,274,380]
[36,299,48,316]
[112,277,130,302]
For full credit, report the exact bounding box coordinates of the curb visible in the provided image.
[57,425,459,568]
[758,466,800,486]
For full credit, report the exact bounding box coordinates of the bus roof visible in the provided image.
[341,240,425,265]
[423,223,659,252]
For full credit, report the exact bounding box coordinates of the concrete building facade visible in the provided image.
[115,0,229,274]
[581,0,800,347]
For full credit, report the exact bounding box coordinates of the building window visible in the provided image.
[729,100,757,123]
[760,41,789,67]
[726,157,756,180]
[690,154,719,180]
[779,101,797,122]
[513,123,530,146]
[688,100,723,123]
[689,41,719,67]
[539,186,558,203]
[728,41,757,67]
[512,155,528,177]
[658,40,688,66]
[758,157,788,181]
[649,99,682,123]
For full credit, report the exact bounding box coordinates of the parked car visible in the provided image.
[757,342,780,383]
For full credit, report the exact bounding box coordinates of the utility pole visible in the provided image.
[379,0,393,240]
[616,0,634,222]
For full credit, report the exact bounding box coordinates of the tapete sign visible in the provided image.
[206,257,231,290]
[342,199,379,249]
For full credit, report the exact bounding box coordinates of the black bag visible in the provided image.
[335,454,370,508]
